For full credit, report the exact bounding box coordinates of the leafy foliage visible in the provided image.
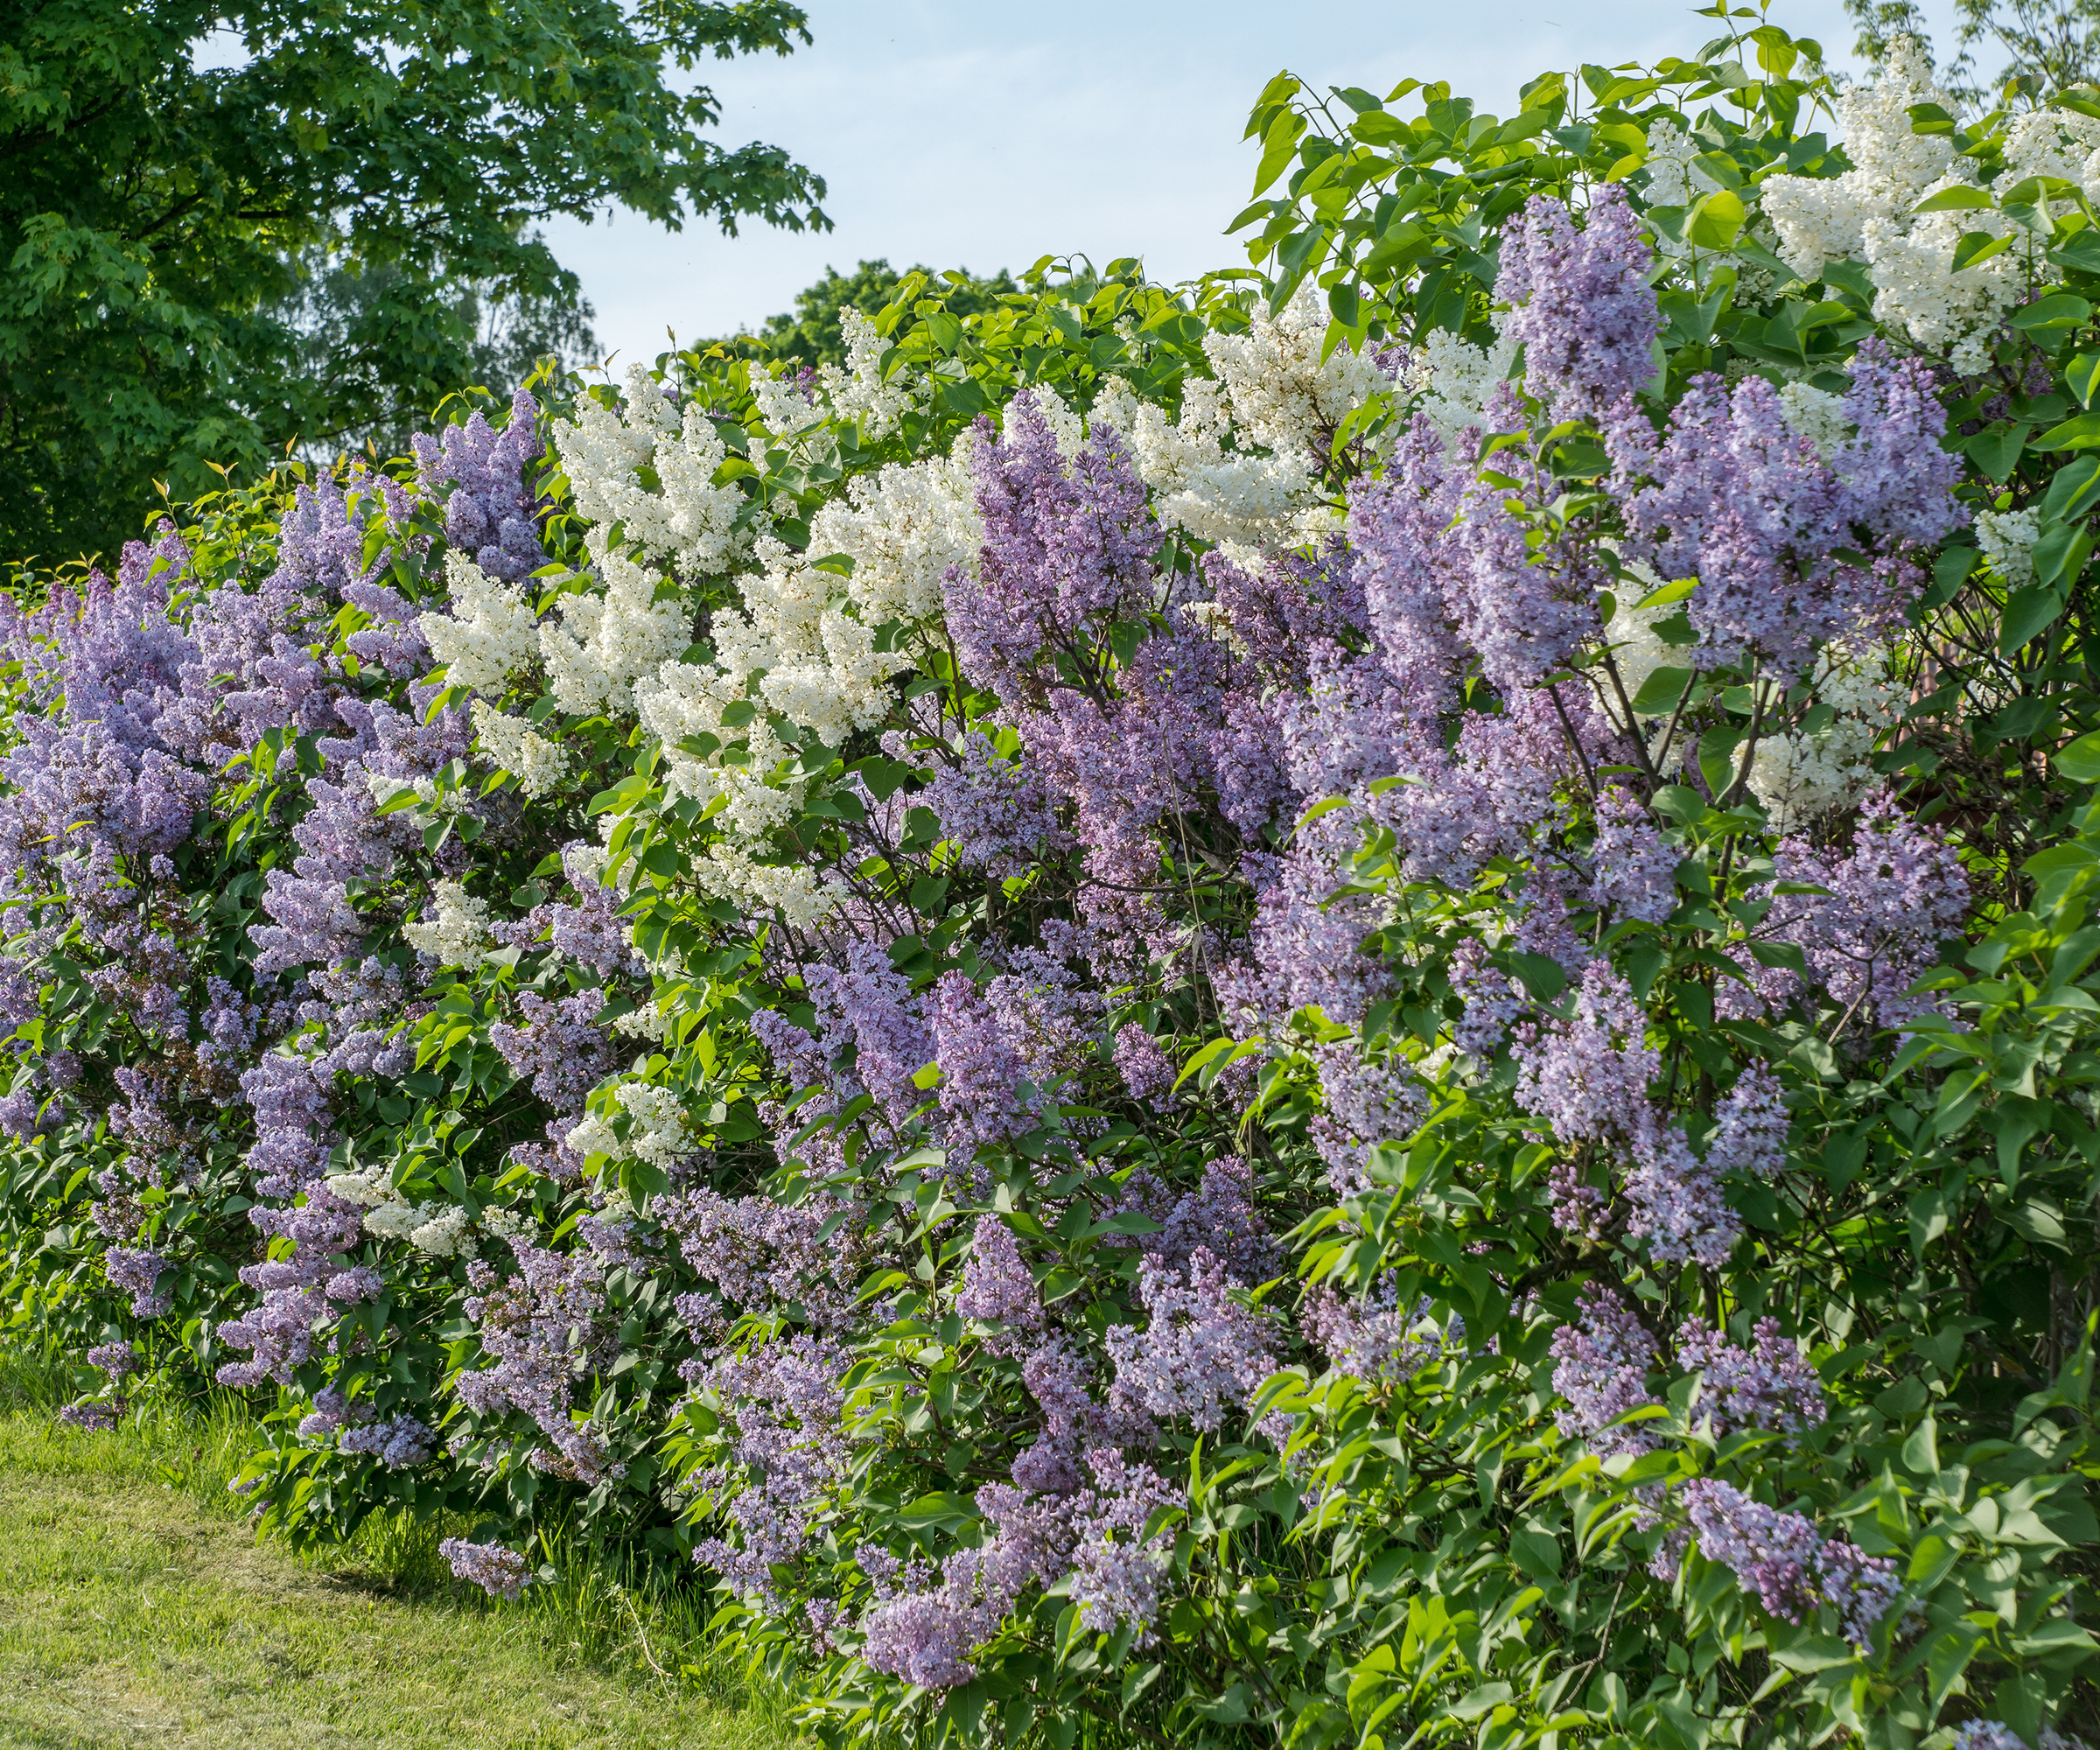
[10,16,2100,1750]
[0,0,828,564]
[734,259,1021,367]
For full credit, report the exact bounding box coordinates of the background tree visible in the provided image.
[269,239,602,465]
[728,258,1019,365]
[1848,0,2100,98]
[0,0,829,564]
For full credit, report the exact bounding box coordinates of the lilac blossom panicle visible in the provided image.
[1549,1283,1660,1459]
[1498,186,1661,421]
[1308,1041,1425,1195]
[944,393,1229,970]
[88,1342,139,1380]
[411,389,549,583]
[1068,1448,1181,1636]
[1676,1318,1825,1438]
[1113,1023,1178,1110]
[1681,1478,1901,1648]
[920,732,1072,872]
[1516,962,1738,1266]
[660,1186,861,1330]
[1605,341,1963,679]
[1588,786,1679,924]
[1953,1729,2030,1750]
[453,1236,620,1484]
[339,1416,438,1468]
[441,1538,534,1600]
[1759,790,1970,1031]
[106,1247,172,1319]
[1106,1247,1278,1434]
[1707,1061,1791,1179]
[955,1215,1044,1344]
[1152,1156,1279,1284]
[690,1334,850,1605]
[1956,1728,2092,1750]
[1303,1278,1460,1388]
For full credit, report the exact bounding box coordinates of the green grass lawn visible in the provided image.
[0,1390,788,1749]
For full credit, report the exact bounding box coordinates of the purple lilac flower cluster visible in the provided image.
[454,1236,620,1483]
[1681,1478,1900,1648]
[441,1538,534,1600]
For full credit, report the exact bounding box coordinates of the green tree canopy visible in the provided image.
[738,258,1018,365]
[0,0,830,564]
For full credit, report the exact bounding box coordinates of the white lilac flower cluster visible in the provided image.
[420,551,540,695]
[822,306,915,439]
[468,700,564,799]
[747,310,917,441]
[1758,37,2100,371]
[402,879,494,967]
[1096,284,1390,564]
[1401,320,1521,444]
[566,1082,696,1172]
[324,1164,477,1256]
[551,363,748,578]
[1976,506,2044,584]
[1746,644,1905,829]
[632,459,984,924]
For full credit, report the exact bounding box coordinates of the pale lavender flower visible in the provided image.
[690,1334,850,1604]
[1307,1041,1425,1195]
[87,1343,139,1379]
[106,1246,172,1319]
[453,1237,619,1484]
[1606,342,1963,679]
[1154,1157,1278,1285]
[1677,1318,1825,1438]
[1760,790,1969,1030]
[1106,1248,1278,1433]
[340,1416,438,1468]
[1550,1284,1661,1460]
[955,1215,1044,1340]
[1498,186,1660,421]
[1588,786,1678,923]
[1623,1122,1738,1269]
[441,1538,534,1600]
[1303,1278,1459,1388]
[1708,1062,1790,1179]
[1113,1024,1178,1110]
[920,732,1072,872]
[1681,1479,1900,1647]
[1067,1448,1180,1637]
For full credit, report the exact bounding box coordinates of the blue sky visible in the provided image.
[542,0,1961,367]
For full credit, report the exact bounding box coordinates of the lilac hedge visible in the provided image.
[8,21,2100,1750]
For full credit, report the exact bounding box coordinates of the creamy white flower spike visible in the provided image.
[1761,36,1957,282]
[1202,283,1389,455]
[566,1084,695,1171]
[1976,507,2043,585]
[1409,319,1521,443]
[470,700,565,799]
[749,366,820,438]
[420,551,539,696]
[550,363,747,579]
[1748,646,1904,829]
[538,528,691,717]
[1863,187,2023,373]
[403,879,493,968]
[1777,382,1852,459]
[817,307,915,439]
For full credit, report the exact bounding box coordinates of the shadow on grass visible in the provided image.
[0,1339,799,1744]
